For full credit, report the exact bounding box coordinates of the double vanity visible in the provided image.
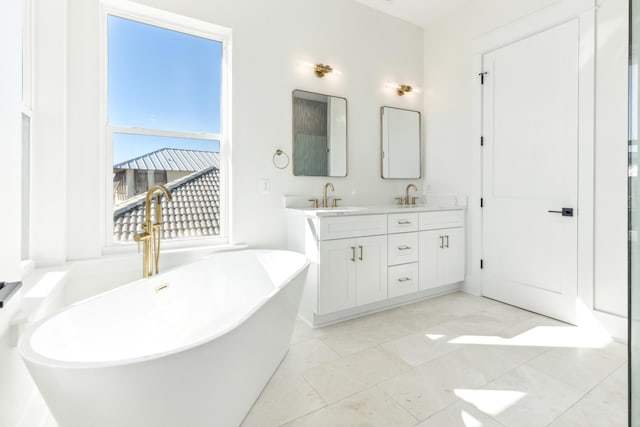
[287,201,465,327]
[288,87,452,327]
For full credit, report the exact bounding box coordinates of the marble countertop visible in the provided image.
[287,204,465,217]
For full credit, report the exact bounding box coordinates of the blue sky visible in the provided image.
[108,15,222,164]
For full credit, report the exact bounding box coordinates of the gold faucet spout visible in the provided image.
[405,184,418,206]
[323,182,335,208]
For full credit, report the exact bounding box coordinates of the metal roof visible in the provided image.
[113,148,219,172]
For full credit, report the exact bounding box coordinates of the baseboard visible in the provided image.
[593,309,628,342]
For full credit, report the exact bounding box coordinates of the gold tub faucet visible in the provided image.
[134,185,173,278]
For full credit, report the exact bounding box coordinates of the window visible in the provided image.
[104,7,229,245]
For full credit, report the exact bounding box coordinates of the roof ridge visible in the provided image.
[113,147,219,169]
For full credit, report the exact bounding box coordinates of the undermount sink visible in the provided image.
[307,206,368,215]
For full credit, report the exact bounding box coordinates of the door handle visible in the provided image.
[359,245,363,261]
[351,246,356,262]
[548,208,574,217]
[445,235,449,248]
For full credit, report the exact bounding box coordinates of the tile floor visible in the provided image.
[241,292,628,427]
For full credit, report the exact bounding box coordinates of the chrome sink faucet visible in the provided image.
[323,182,335,208]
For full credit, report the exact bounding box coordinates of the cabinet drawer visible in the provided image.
[388,232,419,266]
[388,263,419,298]
[388,213,419,234]
[419,210,465,230]
[318,214,387,240]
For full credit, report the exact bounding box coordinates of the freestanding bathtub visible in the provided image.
[19,249,309,427]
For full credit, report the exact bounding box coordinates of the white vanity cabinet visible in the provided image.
[418,210,465,290]
[287,206,465,327]
[319,235,387,314]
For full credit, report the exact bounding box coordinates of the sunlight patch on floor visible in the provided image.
[454,389,527,417]
[448,324,613,349]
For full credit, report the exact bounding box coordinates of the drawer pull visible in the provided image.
[398,220,412,225]
[359,245,364,261]
[439,236,444,249]
[351,246,356,262]
[398,277,412,283]
[445,235,449,248]
[398,246,412,251]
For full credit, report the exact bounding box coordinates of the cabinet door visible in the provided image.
[440,227,465,285]
[355,235,388,306]
[419,229,442,290]
[319,239,357,314]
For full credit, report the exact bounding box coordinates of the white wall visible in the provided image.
[423,0,629,323]
[593,0,629,318]
[58,0,424,261]
[31,0,68,266]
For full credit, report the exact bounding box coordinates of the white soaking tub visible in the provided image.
[18,249,309,427]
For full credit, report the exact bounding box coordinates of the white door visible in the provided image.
[355,235,388,305]
[482,19,579,324]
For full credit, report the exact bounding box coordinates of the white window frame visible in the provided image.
[100,1,232,252]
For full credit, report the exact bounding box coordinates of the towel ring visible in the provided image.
[273,149,290,169]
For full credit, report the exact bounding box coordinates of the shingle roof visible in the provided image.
[113,148,220,172]
[113,166,220,242]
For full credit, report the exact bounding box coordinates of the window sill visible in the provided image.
[102,236,235,256]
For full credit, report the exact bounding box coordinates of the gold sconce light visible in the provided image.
[396,84,413,96]
[314,63,334,78]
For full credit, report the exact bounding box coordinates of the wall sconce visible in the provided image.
[314,63,333,78]
[297,61,342,78]
[385,82,419,96]
[396,84,413,96]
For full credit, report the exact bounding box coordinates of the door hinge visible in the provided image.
[479,72,488,84]
[480,259,484,269]
[480,136,484,146]
[480,198,484,208]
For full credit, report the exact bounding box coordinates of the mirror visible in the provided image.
[292,90,347,176]
[381,106,421,179]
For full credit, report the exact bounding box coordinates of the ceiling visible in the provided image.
[353,0,472,28]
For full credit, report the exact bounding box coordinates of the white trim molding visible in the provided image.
[99,1,232,252]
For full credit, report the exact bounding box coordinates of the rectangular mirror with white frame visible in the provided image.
[292,89,347,177]
[381,106,421,179]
